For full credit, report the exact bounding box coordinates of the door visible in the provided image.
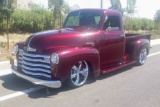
[101,15,125,68]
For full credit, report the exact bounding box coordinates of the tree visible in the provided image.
[124,0,136,31]
[49,0,72,28]
[71,4,80,10]
[49,0,65,29]
[109,0,123,13]
[154,10,160,30]
[126,0,136,16]
[62,2,71,14]
[0,0,14,50]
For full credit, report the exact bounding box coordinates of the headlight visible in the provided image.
[12,45,18,56]
[51,53,59,64]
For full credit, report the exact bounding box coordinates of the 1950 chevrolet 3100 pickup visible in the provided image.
[10,9,151,88]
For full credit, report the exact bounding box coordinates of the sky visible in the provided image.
[65,0,159,19]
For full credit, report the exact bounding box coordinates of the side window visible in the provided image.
[94,16,101,26]
[103,15,120,31]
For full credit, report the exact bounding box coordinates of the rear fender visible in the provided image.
[53,47,100,82]
[133,39,150,59]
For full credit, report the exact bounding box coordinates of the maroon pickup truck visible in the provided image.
[10,9,151,88]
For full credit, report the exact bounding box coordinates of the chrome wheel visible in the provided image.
[138,48,147,65]
[70,61,89,87]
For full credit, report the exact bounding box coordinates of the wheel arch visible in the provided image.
[133,39,150,59]
[54,47,100,82]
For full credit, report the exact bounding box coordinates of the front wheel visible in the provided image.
[137,48,147,65]
[67,61,89,88]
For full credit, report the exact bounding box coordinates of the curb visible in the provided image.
[150,39,160,46]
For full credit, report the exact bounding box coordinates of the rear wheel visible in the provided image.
[137,48,147,65]
[67,61,89,88]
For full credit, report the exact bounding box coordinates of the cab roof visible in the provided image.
[70,8,122,16]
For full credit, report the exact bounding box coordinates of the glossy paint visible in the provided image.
[16,9,151,83]
[55,47,100,82]
[125,34,151,59]
[100,30,125,67]
[20,27,102,82]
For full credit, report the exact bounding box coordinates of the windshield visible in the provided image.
[63,11,102,29]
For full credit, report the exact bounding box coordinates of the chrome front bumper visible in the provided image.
[11,66,61,88]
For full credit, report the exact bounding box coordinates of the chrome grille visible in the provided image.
[18,49,51,79]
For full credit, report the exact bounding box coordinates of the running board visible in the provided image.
[101,61,136,74]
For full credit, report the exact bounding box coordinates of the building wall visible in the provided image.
[13,0,48,10]
[16,0,30,9]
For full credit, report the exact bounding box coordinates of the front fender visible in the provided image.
[54,47,100,82]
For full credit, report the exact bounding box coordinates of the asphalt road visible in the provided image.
[0,44,160,107]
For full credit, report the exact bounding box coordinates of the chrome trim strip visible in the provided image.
[11,66,61,88]
[22,65,51,73]
[22,56,50,64]
[18,57,22,60]
[22,69,51,78]
[28,35,35,49]
[19,60,51,69]
[23,52,50,58]
[19,49,50,58]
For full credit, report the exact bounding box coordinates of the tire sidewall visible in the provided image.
[137,47,147,65]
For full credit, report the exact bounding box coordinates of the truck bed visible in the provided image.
[125,33,151,40]
[125,33,151,44]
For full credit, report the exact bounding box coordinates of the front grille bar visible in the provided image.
[18,49,52,79]
[19,60,51,69]
[20,51,50,59]
[22,69,51,78]
[22,56,50,64]
[21,64,51,74]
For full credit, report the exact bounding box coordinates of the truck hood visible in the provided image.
[24,27,99,54]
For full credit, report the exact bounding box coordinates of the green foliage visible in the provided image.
[10,8,55,33]
[0,0,72,33]
[49,0,64,28]
[141,18,154,30]
[49,0,71,28]
[124,17,155,31]
[0,0,14,17]
[0,41,6,48]
[154,10,160,30]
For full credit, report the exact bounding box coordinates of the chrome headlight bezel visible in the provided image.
[51,53,59,64]
[12,45,18,56]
